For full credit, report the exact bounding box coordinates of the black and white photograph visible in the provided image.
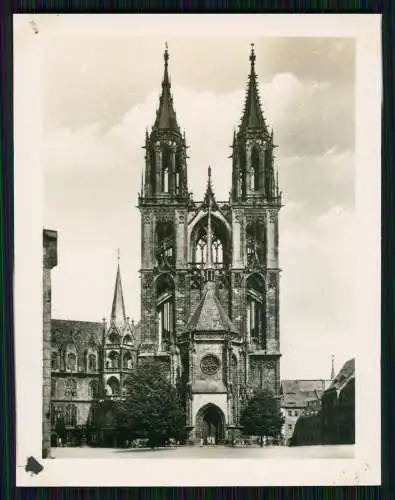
[14,14,381,486]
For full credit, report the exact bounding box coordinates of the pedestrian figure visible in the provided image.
[200,438,204,447]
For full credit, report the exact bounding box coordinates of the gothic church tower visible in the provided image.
[138,44,282,442]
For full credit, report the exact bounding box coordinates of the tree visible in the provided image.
[116,359,186,448]
[240,390,284,447]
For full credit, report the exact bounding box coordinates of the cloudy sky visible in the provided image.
[34,25,356,380]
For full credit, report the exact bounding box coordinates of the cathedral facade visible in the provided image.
[48,44,282,446]
[137,44,282,442]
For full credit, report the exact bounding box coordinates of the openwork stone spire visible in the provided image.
[239,43,268,133]
[153,43,180,132]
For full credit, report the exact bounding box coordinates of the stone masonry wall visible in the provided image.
[43,229,57,458]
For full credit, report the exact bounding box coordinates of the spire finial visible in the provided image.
[250,42,256,67]
[331,354,335,380]
[164,42,169,64]
[117,248,120,263]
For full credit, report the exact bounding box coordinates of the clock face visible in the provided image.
[201,354,220,376]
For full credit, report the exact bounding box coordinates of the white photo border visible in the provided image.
[14,13,381,486]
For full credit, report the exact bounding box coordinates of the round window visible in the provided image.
[201,354,220,376]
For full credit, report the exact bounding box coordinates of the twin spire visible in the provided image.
[153,42,180,132]
[153,42,266,135]
[240,43,268,134]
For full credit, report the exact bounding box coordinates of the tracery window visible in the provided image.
[246,221,266,266]
[106,377,120,396]
[194,227,224,265]
[108,331,120,344]
[251,145,260,191]
[51,379,57,398]
[123,352,133,369]
[64,378,77,399]
[161,144,172,193]
[156,274,174,348]
[65,404,77,426]
[51,352,59,370]
[196,234,207,264]
[88,354,96,371]
[239,146,247,198]
[212,237,223,263]
[156,222,175,265]
[88,380,99,399]
[108,351,120,369]
[66,353,77,372]
[246,274,266,348]
[123,335,133,345]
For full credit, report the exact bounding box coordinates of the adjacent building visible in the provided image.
[288,359,355,446]
[50,261,141,447]
[321,358,355,444]
[280,379,332,445]
[43,229,58,457]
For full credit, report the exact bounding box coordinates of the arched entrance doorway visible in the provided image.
[196,404,225,444]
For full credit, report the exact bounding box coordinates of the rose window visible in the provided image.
[201,354,220,376]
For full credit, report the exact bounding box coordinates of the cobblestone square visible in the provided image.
[51,444,354,459]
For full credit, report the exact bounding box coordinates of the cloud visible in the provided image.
[280,205,356,378]
[44,71,354,202]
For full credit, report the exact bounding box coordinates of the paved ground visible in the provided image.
[51,444,354,459]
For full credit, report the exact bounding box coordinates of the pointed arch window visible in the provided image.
[64,378,77,399]
[66,353,77,372]
[246,221,266,266]
[192,215,231,268]
[175,148,183,195]
[212,237,223,264]
[108,351,120,369]
[88,354,96,372]
[251,146,260,191]
[239,146,247,198]
[106,377,120,397]
[65,404,77,426]
[51,379,57,398]
[265,148,273,197]
[246,275,266,349]
[88,380,99,399]
[150,149,156,194]
[123,335,133,345]
[51,351,59,370]
[156,274,174,349]
[156,222,175,266]
[196,234,208,264]
[161,144,172,193]
[123,351,134,370]
[108,330,120,345]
